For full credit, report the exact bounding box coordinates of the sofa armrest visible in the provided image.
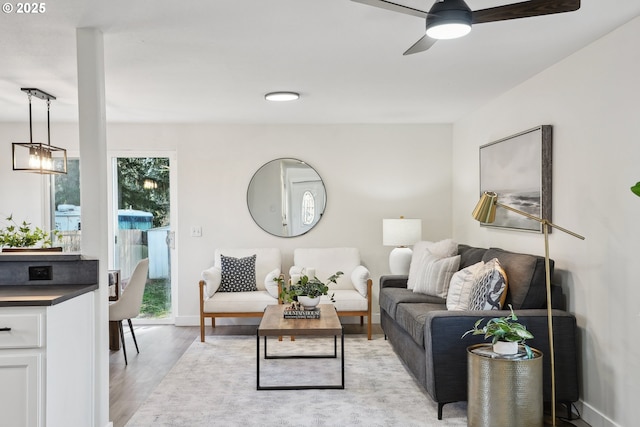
[380,275,409,289]
[423,309,579,405]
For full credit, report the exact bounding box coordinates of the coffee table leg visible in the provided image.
[256,332,261,390]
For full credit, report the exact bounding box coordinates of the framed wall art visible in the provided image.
[479,125,552,233]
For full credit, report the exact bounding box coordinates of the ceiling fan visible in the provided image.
[352,0,581,55]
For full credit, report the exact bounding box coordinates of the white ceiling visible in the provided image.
[1,0,639,124]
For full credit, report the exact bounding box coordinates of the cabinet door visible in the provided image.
[0,354,41,427]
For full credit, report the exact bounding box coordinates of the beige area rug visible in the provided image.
[125,335,467,427]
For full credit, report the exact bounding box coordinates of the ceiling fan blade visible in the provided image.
[403,34,437,55]
[351,0,427,19]
[472,0,580,25]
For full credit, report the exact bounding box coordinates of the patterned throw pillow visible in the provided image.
[468,258,508,310]
[219,254,257,292]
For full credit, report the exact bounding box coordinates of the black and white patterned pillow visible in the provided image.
[219,254,257,292]
[468,258,508,310]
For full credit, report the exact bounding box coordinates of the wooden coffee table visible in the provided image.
[256,303,344,390]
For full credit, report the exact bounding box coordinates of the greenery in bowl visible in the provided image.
[0,214,60,249]
[277,271,343,303]
[462,305,535,358]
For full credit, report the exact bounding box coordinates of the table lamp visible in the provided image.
[383,217,422,275]
[472,191,584,427]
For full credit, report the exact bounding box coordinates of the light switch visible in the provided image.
[190,226,202,237]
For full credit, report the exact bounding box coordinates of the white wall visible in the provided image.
[452,17,640,427]
[104,123,453,324]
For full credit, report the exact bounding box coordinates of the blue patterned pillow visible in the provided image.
[219,254,257,292]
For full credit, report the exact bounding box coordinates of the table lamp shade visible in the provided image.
[383,218,422,275]
[383,218,422,246]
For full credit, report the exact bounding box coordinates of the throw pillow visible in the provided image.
[446,261,484,310]
[264,268,281,299]
[468,258,509,310]
[219,254,257,292]
[407,239,458,290]
[412,253,461,298]
[201,266,222,298]
[351,265,370,297]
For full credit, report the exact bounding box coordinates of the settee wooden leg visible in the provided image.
[437,403,444,420]
[199,314,205,342]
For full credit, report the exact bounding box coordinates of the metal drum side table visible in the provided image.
[467,343,543,427]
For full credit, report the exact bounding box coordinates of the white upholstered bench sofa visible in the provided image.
[290,247,373,339]
[199,248,281,342]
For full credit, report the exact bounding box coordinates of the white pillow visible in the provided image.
[407,239,458,290]
[351,265,370,297]
[201,266,222,298]
[264,268,281,299]
[412,253,461,298]
[447,261,484,310]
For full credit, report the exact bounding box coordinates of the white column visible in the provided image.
[76,27,110,427]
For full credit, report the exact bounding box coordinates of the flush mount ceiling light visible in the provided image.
[264,91,300,102]
[12,88,67,174]
[425,0,472,40]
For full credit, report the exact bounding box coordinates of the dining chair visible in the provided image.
[109,258,149,365]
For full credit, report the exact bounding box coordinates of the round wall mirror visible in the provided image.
[247,158,326,237]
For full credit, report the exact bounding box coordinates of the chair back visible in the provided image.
[109,258,149,321]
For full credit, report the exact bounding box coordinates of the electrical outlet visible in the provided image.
[190,226,202,237]
[29,265,52,281]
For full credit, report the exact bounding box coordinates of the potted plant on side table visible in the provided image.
[0,214,61,252]
[462,305,543,427]
[462,304,535,358]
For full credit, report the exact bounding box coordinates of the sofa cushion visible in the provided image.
[482,247,552,309]
[446,261,484,311]
[323,289,368,312]
[264,268,280,299]
[201,266,222,298]
[407,240,458,290]
[219,254,257,292]
[203,290,279,313]
[395,302,446,348]
[292,248,362,291]
[457,244,487,269]
[379,287,445,320]
[412,254,461,298]
[468,258,508,310]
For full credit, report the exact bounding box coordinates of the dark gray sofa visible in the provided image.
[379,244,579,420]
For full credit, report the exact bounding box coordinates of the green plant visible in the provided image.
[276,271,343,303]
[462,305,534,358]
[0,214,60,248]
[631,182,640,197]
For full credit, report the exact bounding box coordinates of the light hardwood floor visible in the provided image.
[109,323,590,427]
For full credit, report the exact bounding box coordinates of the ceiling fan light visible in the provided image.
[426,22,471,39]
[426,0,472,40]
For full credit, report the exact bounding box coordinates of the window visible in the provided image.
[301,190,315,225]
[51,158,81,252]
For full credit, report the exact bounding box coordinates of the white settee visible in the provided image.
[199,248,281,342]
[290,247,372,339]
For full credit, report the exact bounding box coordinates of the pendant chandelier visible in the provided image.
[12,88,67,174]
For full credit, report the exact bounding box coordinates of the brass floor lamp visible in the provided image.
[472,191,585,427]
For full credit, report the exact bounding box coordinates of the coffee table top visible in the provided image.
[258,304,342,336]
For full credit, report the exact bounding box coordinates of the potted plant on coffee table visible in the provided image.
[462,304,535,359]
[0,214,61,252]
[277,271,342,310]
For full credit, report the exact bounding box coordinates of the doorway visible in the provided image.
[109,154,176,323]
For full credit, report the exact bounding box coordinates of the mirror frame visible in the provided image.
[247,158,326,238]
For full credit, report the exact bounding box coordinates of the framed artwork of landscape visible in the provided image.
[479,125,552,233]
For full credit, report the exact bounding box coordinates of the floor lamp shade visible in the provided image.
[383,218,422,275]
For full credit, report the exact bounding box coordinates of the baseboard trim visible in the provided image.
[577,400,622,427]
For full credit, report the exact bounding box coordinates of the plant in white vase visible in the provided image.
[462,304,535,359]
[276,271,342,309]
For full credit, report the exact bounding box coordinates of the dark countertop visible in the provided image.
[0,284,98,307]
